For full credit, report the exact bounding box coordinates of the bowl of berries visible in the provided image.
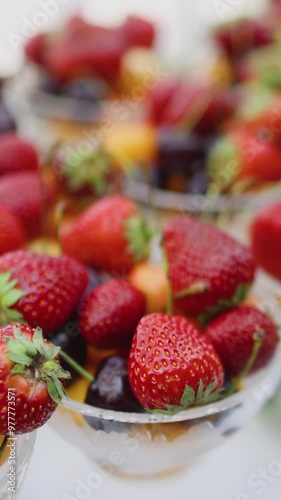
[5,13,159,149]
[46,207,281,478]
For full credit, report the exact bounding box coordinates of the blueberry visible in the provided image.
[49,322,87,381]
[0,105,16,134]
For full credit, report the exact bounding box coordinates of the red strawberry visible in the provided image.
[0,324,70,435]
[79,279,146,349]
[147,77,182,124]
[163,216,256,320]
[60,195,153,275]
[128,313,224,411]
[251,202,281,281]
[0,250,88,333]
[0,171,52,238]
[122,16,155,49]
[213,19,273,62]
[159,83,237,134]
[44,28,124,82]
[208,128,281,190]
[0,133,39,177]
[0,206,26,255]
[24,33,46,65]
[205,306,279,376]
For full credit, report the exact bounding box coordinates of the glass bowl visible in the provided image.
[0,432,36,499]
[50,271,281,479]
[3,67,149,151]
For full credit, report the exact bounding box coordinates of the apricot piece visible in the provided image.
[129,262,167,313]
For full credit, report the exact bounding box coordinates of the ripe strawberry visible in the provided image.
[0,250,88,333]
[205,306,279,376]
[163,216,256,320]
[79,279,146,349]
[60,195,153,275]
[0,206,26,255]
[208,128,281,190]
[128,313,224,411]
[0,324,70,435]
[147,77,182,124]
[24,33,46,65]
[213,19,273,62]
[0,133,39,177]
[122,16,155,49]
[0,171,51,238]
[158,82,237,134]
[251,202,281,281]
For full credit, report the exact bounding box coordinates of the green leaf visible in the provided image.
[11,364,26,374]
[199,283,251,327]
[32,328,49,357]
[196,379,205,401]
[1,289,26,308]
[180,385,196,406]
[46,378,62,405]
[125,215,154,262]
[6,350,33,366]
[13,326,38,356]
[0,271,12,288]
[5,309,26,323]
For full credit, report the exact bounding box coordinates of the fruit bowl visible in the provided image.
[0,432,36,499]
[50,271,281,478]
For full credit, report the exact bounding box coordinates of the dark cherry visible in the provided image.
[84,355,145,432]
[152,127,211,191]
[85,356,143,413]
[0,105,16,134]
[49,321,87,381]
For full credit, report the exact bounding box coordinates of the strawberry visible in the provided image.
[205,306,279,376]
[208,128,281,190]
[147,77,182,124]
[0,206,26,255]
[79,279,146,349]
[24,33,46,65]
[0,250,88,333]
[163,216,256,321]
[213,19,273,62]
[156,82,238,134]
[128,313,224,411]
[122,16,155,49]
[251,202,281,281]
[60,195,153,275]
[0,324,70,435]
[0,134,39,177]
[0,171,51,238]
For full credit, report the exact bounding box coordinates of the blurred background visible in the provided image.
[0,0,268,76]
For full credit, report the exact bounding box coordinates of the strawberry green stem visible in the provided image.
[0,436,8,459]
[59,349,94,383]
[161,247,173,315]
[226,329,265,397]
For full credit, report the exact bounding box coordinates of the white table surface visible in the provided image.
[18,395,281,500]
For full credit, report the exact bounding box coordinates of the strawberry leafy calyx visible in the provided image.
[0,271,26,326]
[5,326,71,404]
[199,283,251,328]
[62,149,111,194]
[152,378,223,416]
[124,215,155,263]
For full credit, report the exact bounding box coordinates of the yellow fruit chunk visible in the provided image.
[129,262,167,313]
[26,238,62,257]
[103,123,157,168]
[118,48,162,94]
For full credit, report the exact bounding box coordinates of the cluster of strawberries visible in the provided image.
[0,137,280,440]
[25,15,155,84]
